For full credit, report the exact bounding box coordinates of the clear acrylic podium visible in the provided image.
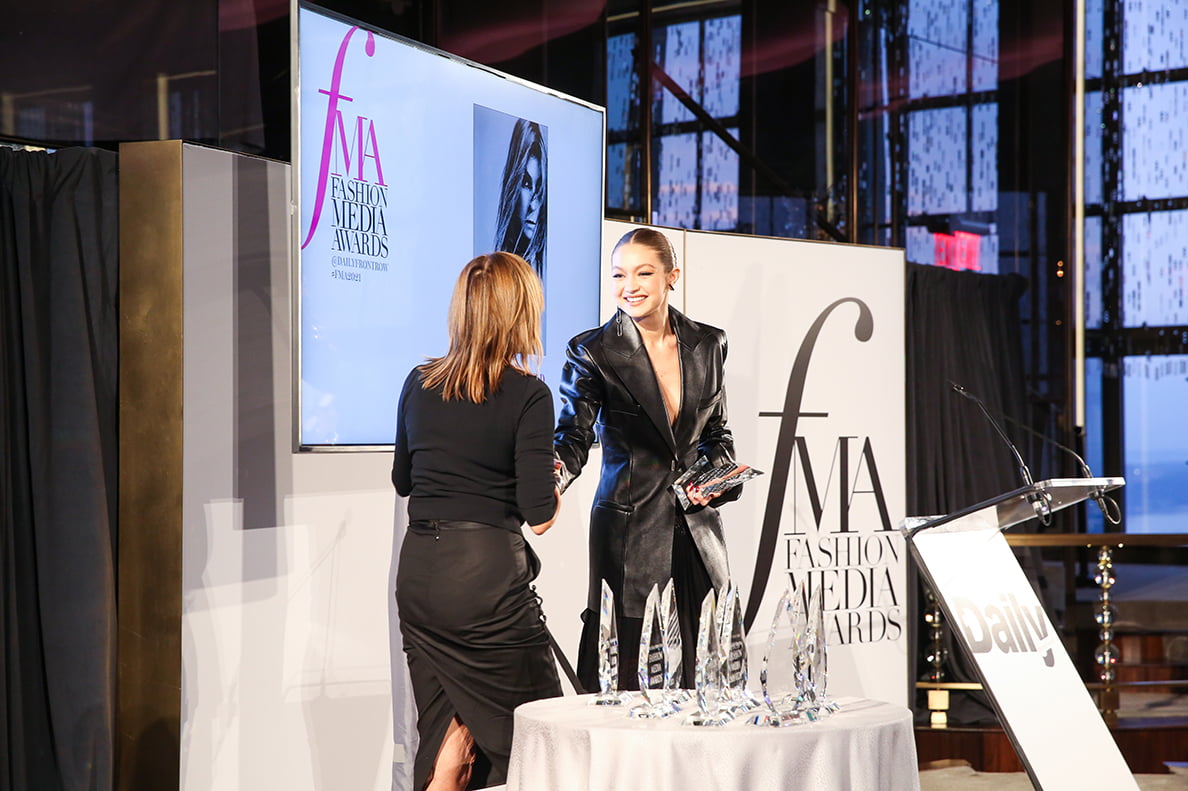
[901,477,1137,791]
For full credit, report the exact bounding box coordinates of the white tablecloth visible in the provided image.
[507,695,920,791]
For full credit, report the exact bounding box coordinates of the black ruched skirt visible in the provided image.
[396,520,561,790]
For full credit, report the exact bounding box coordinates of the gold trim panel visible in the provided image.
[117,140,183,791]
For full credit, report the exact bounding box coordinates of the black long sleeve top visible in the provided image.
[392,366,556,530]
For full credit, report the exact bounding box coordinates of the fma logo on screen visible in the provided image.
[303,25,391,266]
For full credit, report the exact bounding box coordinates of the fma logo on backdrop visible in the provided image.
[680,229,908,706]
[744,297,900,643]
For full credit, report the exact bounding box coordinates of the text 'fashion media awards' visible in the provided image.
[303,24,393,276]
[746,297,905,649]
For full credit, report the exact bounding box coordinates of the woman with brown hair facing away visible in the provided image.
[392,252,562,790]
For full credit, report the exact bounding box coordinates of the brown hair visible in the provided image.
[611,227,678,275]
[418,252,544,402]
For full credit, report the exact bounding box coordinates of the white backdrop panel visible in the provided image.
[683,231,908,706]
[178,145,399,791]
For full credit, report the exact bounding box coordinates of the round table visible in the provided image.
[507,695,920,791]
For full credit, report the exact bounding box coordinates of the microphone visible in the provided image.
[948,381,1051,525]
[949,381,1121,526]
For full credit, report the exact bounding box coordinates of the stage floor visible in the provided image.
[919,764,1188,790]
[488,768,1188,791]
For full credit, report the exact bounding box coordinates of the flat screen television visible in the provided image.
[293,2,605,448]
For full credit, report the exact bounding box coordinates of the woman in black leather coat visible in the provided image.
[554,227,742,692]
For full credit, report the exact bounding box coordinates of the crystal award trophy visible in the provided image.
[660,578,690,704]
[807,584,839,716]
[685,589,732,726]
[750,586,803,726]
[723,583,758,712]
[592,580,626,705]
[812,581,841,712]
[672,456,765,510]
[715,584,735,695]
[630,585,676,718]
[793,586,822,721]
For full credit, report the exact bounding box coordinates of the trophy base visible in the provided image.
[748,710,801,727]
[780,693,824,721]
[629,699,678,719]
[684,710,733,727]
[665,689,692,706]
[590,692,631,706]
[725,690,762,715]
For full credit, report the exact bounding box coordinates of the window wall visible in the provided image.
[8,0,1188,533]
[1084,0,1188,533]
[604,0,846,240]
[901,0,1000,273]
[605,10,743,230]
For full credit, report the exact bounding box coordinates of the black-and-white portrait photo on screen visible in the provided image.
[474,105,548,286]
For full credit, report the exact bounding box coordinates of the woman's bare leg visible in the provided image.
[423,716,475,791]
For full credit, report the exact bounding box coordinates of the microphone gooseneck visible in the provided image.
[948,381,1050,526]
[995,405,1122,524]
[993,408,1092,478]
[949,381,1035,488]
[948,381,1121,526]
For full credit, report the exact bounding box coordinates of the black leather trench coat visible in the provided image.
[554,307,740,618]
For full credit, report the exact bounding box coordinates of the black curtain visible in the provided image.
[907,263,1031,510]
[1,147,118,791]
[905,262,1030,724]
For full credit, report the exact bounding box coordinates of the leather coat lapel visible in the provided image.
[603,310,679,456]
[671,308,707,447]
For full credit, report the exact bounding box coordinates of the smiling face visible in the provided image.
[611,241,679,323]
[517,152,543,242]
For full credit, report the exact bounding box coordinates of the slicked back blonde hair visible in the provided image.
[418,252,544,402]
